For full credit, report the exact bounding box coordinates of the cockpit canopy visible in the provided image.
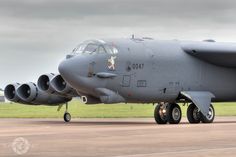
[71,40,118,55]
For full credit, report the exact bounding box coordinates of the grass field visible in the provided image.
[1,100,236,118]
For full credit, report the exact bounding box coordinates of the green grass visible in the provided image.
[0,100,236,118]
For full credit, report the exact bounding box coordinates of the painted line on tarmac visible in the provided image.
[113,146,236,157]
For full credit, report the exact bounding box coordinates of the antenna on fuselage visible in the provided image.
[131,34,135,39]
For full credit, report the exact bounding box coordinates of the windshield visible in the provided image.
[83,44,98,54]
[71,40,118,55]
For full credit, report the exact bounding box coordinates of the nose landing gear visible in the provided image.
[64,112,71,122]
[63,103,71,122]
[57,102,71,122]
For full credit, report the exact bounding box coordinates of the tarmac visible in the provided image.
[0,117,236,157]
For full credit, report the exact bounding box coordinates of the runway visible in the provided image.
[0,117,236,157]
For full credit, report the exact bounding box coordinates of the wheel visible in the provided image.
[187,103,201,124]
[64,112,71,122]
[154,104,168,124]
[200,104,215,123]
[167,103,182,124]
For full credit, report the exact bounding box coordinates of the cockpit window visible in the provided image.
[98,46,106,54]
[111,46,118,54]
[104,45,118,54]
[72,43,87,54]
[71,40,119,55]
[83,44,98,54]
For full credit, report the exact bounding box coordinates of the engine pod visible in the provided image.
[4,83,21,101]
[17,82,71,105]
[50,74,77,96]
[37,73,57,94]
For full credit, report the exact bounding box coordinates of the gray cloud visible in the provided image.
[1,0,236,88]
[0,0,235,22]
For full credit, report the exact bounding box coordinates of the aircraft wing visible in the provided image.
[181,41,236,67]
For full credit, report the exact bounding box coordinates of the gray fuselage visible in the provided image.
[58,38,236,103]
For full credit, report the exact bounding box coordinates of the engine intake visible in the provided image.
[17,82,71,105]
[4,83,26,103]
[37,73,56,94]
[50,74,77,96]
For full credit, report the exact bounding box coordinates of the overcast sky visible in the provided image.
[1,0,236,88]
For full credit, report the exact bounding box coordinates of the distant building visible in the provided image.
[0,90,6,102]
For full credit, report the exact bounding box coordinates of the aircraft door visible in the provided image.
[88,61,96,77]
[122,75,131,87]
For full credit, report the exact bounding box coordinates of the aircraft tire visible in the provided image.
[187,103,201,124]
[167,103,182,124]
[154,104,168,124]
[200,104,215,123]
[64,112,71,122]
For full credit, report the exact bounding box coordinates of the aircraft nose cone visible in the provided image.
[58,59,71,78]
[58,56,97,94]
[58,57,82,84]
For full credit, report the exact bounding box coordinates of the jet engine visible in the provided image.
[50,74,77,96]
[37,73,57,94]
[4,83,28,103]
[17,82,71,105]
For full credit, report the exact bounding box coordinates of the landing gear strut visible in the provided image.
[154,103,182,124]
[63,102,71,122]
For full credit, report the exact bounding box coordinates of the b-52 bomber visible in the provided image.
[5,37,236,124]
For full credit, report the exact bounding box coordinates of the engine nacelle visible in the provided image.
[17,82,71,105]
[50,74,77,96]
[4,83,27,103]
[81,95,101,104]
[37,73,57,94]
